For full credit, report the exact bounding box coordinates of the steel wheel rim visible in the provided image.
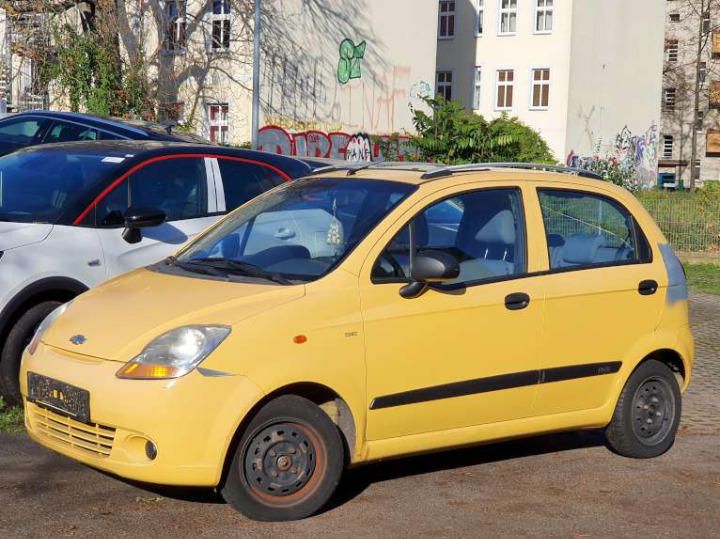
[631,376,676,446]
[242,420,325,506]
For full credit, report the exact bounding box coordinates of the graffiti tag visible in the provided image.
[337,39,367,85]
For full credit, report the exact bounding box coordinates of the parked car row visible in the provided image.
[0,112,694,522]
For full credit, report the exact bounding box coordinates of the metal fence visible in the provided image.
[636,191,720,261]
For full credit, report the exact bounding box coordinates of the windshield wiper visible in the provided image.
[165,256,229,278]
[185,258,295,285]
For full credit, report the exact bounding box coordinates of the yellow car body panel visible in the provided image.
[21,168,694,487]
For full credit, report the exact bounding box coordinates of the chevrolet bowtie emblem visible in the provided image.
[69,335,87,345]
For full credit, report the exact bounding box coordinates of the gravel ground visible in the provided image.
[1,294,718,538]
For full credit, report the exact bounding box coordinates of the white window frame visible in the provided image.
[534,0,553,34]
[495,68,514,111]
[164,0,186,52]
[498,0,518,36]
[529,67,550,110]
[438,1,456,40]
[475,0,484,36]
[666,39,679,63]
[436,70,453,102]
[472,66,482,109]
[209,0,232,51]
[662,135,674,159]
[664,88,677,110]
[207,103,229,144]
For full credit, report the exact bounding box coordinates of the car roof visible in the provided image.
[309,162,616,190]
[12,139,313,175]
[9,110,209,142]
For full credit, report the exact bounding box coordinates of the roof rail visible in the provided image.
[420,162,604,181]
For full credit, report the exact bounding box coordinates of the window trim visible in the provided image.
[73,153,293,226]
[662,135,674,159]
[535,187,654,275]
[533,0,553,34]
[438,0,457,39]
[475,0,484,37]
[208,0,232,51]
[498,0,518,36]
[529,67,551,110]
[370,186,529,290]
[495,68,515,111]
[472,65,482,110]
[207,103,229,144]
[163,0,187,53]
[436,69,454,102]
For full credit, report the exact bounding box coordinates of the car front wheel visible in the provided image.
[606,359,682,458]
[221,395,344,521]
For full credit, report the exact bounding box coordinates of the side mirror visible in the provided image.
[122,207,166,244]
[400,250,460,299]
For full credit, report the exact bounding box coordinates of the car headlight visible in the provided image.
[116,325,231,380]
[27,302,71,355]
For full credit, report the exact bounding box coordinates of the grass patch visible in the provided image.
[685,263,720,295]
[0,397,24,433]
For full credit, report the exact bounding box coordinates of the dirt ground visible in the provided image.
[1,294,719,538]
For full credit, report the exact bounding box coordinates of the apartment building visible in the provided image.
[436,0,665,184]
[660,0,720,187]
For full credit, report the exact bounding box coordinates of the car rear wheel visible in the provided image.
[0,301,62,406]
[605,359,682,458]
[221,395,344,521]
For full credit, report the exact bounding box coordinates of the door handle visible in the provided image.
[505,292,530,311]
[274,228,295,240]
[638,279,658,296]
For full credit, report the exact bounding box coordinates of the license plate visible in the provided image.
[27,372,90,424]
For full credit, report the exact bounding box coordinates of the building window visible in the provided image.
[707,130,720,157]
[698,61,707,84]
[669,13,680,23]
[473,66,482,109]
[210,0,231,50]
[710,81,720,108]
[662,135,673,159]
[437,70,453,101]
[665,39,679,62]
[703,11,711,33]
[496,69,514,109]
[164,1,186,51]
[535,0,553,33]
[697,109,705,131]
[208,103,229,144]
[663,88,676,111]
[476,0,484,35]
[499,0,518,35]
[438,1,456,38]
[531,68,550,109]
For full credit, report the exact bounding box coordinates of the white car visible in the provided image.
[0,140,310,404]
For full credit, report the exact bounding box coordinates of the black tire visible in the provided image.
[221,395,344,521]
[606,359,682,458]
[0,301,61,406]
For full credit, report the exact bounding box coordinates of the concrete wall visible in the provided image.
[565,0,665,184]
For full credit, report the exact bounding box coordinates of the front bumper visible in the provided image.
[21,343,262,487]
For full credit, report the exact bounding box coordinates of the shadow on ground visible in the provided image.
[114,429,606,511]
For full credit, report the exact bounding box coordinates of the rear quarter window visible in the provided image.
[217,159,287,212]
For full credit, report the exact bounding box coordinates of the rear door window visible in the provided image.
[217,158,287,212]
[44,121,101,143]
[538,189,650,269]
[96,157,208,225]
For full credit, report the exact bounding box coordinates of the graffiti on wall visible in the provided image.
[337,39,367,84]
[257,125,416,162]
[566,123,660,186]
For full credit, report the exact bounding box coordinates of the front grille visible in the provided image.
[29,404,116,458]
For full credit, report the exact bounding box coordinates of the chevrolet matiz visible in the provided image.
[21,164,694,521]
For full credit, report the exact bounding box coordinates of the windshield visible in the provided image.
[176,178,416,283]
[0,149,126,223]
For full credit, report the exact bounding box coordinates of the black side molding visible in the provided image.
[370,361,622,410]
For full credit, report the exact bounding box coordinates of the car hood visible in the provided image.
[0,222,53,251]
[43,268,306,362]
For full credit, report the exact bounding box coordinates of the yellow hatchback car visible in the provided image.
[21,164,693,521]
